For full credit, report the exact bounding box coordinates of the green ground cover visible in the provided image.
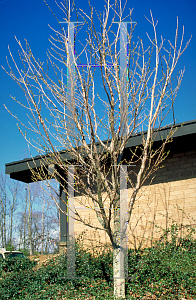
[0,223,196,299]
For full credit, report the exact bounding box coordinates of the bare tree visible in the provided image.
[0,172,20,249]
[41,186,45,255]
[17,187,28,252]
[3,0,191,297]
[8,178,20,245]
[26,185,33,255]
[17,181,58,255]
[0,172,7,247]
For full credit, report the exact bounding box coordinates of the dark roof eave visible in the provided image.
[5,119,196,180]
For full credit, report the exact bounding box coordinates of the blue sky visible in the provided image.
[0,0,196,172]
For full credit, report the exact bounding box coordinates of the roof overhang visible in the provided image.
[5,119,196,183]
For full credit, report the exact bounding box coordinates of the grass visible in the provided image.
[0,223,196,299]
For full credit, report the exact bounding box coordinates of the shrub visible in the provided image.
[0,256,36,274]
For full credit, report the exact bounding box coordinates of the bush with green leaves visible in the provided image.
[0,256,36,275]
[127,222,196,299]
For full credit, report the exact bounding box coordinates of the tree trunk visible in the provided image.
[41,209,44,255]
[24,190,28,250]
[113,246,126,299]
[41,188,45,255]
[0,211,4,247]
[113,200,126,299]
[10,207,13,244]
[3,198,6,248]
[27,185,33,256]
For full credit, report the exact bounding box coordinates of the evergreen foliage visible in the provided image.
[0,223,195,299]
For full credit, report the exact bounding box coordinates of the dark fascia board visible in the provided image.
[5,119,196,177]
[125,119,196,148]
